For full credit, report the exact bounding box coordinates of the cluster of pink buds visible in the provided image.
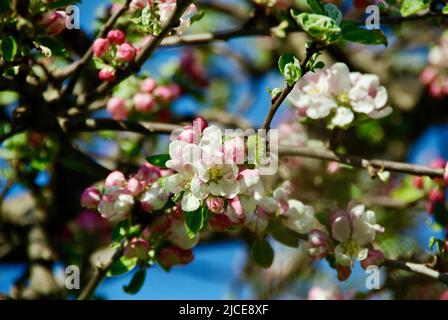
[412,158,447,215]
[421,31,448,98]
[92,30,137,82]
[80,163,170,223]
[106,77,181,120]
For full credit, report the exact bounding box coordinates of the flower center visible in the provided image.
[335,91,350,107]
[340,239,359,257]
[208,167,223,183]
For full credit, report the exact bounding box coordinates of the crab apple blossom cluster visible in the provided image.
[420,31,448,98]
[130,0,197,35]
[92,30,137,82]
[107,77,181,120]
[81,164,171,223]
[304,203,385,280]
[164,118,322,236]
[288,63,392,128]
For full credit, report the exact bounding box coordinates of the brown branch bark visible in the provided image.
[383,259,448,286]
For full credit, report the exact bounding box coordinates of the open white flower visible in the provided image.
[289,63,391,127]
[283,199,324,234]
[332,204,384,267]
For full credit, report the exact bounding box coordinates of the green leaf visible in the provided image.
[123,268,146,294]
[190,9,205,24]
[291,10,341,43]
[92,57,107,70]
[278,53,302,85]
[146,154,170,169]
[251,238,274,269]
[107,256,138,277]
[392,185,424,203]
[111,220,131,242]
[400,0,431,17]
[443,4,448,14]
[35,36,67,57]
[341,23,388,47]
[184,206,208,239]
[1,36,17,62]
[324,3,342,25]
[313,61,325,70]
[307,0,324,14]
[270,226,300,248]
[48,0,81,9]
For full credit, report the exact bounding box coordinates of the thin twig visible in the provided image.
[261,42,323,130]
[54,0,132,81]
[64,118,446,178]
[78,243,125,300]
[76,0,194,107]
[383,259,448,286]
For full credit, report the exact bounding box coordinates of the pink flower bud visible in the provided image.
[327,161,340,174]
[40,10,67,36]
[107,29,126,45]
[420,67,437,85]
[308,229,329,260]
[130,0,150,10]
[125,238,150,259]
[154,85,174,104]
[206,196,225,214]
[158,246,193,269]
[361,249,385,270]
[177,126,196,143]
[126,177,145,196]
[92,38,110,57]
[209,213,239,232]
[135,163,162,184]
[412,176,424,189]
[107,97,129,120]
[98,66,116,82]
[429,189,444,203]
[81,186,101,209]
[117,43,136,62]
[168,83,182,99]
[105,171,126,187]
[133,93,156,112]
[430,80,443,98]
[229,196,243,217]
[192,116,208,133]
[431,158,446,169]
[140,78,157,93]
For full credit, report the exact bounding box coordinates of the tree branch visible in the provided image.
[54,0,133,81]
[78,243,125,300]
[76,0,194,107]
[63,118,445,178]
[383,259,448,286]
[261,42,324,130]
